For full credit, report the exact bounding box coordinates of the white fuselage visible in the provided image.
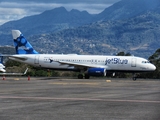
[9,54,156,72]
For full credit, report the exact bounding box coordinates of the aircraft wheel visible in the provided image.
[133,77,137,81]
[132,73,137,81]
[78,74,83,79]
[84,74,90,79]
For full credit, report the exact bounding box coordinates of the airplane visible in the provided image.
[0,68,28,76]
[0,56,6,72]
[8,30,156,80]
[0,63,6,72]
[0,55,28,75]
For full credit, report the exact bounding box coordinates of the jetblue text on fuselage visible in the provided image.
[105,58,128,65]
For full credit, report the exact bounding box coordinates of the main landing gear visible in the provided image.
[132,73,137,81]
[78,74,90,79]
[78,74,83,79]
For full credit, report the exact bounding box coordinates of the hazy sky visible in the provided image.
[0,0,121,25]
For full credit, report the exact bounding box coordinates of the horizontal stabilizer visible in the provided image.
[0,68,6,72]
[0,63,6,72]
[0,68,28,76]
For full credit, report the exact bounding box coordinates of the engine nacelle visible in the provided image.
[87,68,106,76]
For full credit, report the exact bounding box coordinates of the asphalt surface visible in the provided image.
[0,77,159,120]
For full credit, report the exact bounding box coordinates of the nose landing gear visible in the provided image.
[132,73,137,81]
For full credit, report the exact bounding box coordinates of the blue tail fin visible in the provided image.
[12,30,39,54]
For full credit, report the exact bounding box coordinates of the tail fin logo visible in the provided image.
[12,30,38,54]
[15,34,27,47]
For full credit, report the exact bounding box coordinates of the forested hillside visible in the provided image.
[0,46,15,54]
[29,11,160,58]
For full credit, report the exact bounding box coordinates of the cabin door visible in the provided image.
[131,58,136,67]
[34,55,39,64]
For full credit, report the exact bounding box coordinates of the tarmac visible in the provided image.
[0,77,159,120]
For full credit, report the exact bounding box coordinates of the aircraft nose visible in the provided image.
[151,64,156,71]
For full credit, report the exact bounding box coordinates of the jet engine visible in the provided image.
[87,68,106,76]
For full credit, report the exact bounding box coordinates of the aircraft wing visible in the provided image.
[56,61,110,69]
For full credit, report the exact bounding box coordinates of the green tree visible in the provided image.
[5,59,23,67]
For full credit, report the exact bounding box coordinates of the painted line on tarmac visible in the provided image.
[0,96,160,104]
[48,82,100,85]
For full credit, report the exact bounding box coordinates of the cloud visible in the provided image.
[0,0,120,25]
[0,8,26,15]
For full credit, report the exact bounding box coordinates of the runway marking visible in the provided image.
[106,80,111,82]
[0,96,160,104]
[14,78,20,80]
[48,82,99,85]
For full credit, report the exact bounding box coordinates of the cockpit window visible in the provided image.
[142,61,150,63]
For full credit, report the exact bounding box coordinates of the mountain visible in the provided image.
[0,7,93,45]
[95,0,160,21]
[27,11,160,58]
[0,0,160,58]
[0,46,15,54]
[1,0,160,45]
[0,7,93,33]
